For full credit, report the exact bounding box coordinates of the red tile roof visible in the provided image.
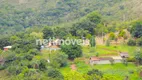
[90,57,113,61]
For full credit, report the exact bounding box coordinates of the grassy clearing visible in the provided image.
[60,61,139,80]
[82,45,141,57]
[41,45,141,80]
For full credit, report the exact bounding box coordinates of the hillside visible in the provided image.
[0,0,142,34]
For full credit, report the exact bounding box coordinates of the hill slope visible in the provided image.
[0,0,142,34]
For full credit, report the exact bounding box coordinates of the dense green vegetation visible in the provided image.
[0,0,142,80]
[0,0,142,35]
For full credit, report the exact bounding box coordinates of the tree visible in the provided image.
[0,37,11,49]
[118,30,126,38]
[87,69,103,80]
[64,70,85,80]
[50,52,68,68]
[109,32,116,40]
[28,49,40,55]
[3,51,16,63]
[54,27,69,38]
[101,74,122,80]
[42,27,54,39]
[134,50,142,65]
[87,69,103,77]
[106,39,110,47]
[61,44,82,60]
[47,68,64,80]
[86,33,92,39]
[30,32,43,39]
[7,65,22,75]
[39,59,47,71]
[10,35,21,44]
[90,36,96,47]
[86,11,101,24]
[76,29,88,38]
[137,37,142,46]
[130,21,142,38]
[0,49,2,54]
[72,12,101,35]
[127,39,136,46]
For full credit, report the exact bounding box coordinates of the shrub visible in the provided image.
[0,65,5,70]
[137,37,142,46]
[74,58,81,64]
[87,69,103,78]
[61,44,82,60]
[130,21,142,38]
[127,39,136,46]
[106,39,110,47]
[127,57,136,62]
[109,32,116,40]
[47,68,64,80]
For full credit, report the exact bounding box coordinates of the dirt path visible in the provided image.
[71,64,77,70]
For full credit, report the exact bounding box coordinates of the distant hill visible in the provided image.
[0,0,142,34]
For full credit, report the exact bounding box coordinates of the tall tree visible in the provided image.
[90,36,96,47]
[130,21,142,38]
[43,27,54,39]
[61,44,82,60]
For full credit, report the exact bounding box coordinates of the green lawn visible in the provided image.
[43,45,141,80]
[60,61,140,80]
[82,45,141,57]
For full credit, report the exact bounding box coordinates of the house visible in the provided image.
[90,57,113,65]
[90,57,100,65]
[47,45,61,51]
[3,46,12,51]
[46,39,61,47]
[98,57,113,64]
[111,56,123,63]
[90,56,123,65]
[44,39,61,51]
[119,52,129,58]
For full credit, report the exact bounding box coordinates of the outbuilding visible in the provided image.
[3,46,12,51]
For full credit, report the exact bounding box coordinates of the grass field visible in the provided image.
[60,61,140,80]
[60,44,142,79]
[82,44,141,57]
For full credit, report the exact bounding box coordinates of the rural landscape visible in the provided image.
[0,0,142,80]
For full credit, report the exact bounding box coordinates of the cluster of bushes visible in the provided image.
[0,32,69,80]
[128,20,142,46]
[127,37,142,46]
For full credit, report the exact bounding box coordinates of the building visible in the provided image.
[47,45,61,51]
[90,56,123,65]
[3,46,12,51]
[90,57,100,65]
[44,39,61,51]
[119,52,129,58]
[90,57,113,65]
[111,56,123,63]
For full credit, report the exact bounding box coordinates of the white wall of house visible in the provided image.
[90,59,122,65]
[97,60,111,64]
[114,59,122,63]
